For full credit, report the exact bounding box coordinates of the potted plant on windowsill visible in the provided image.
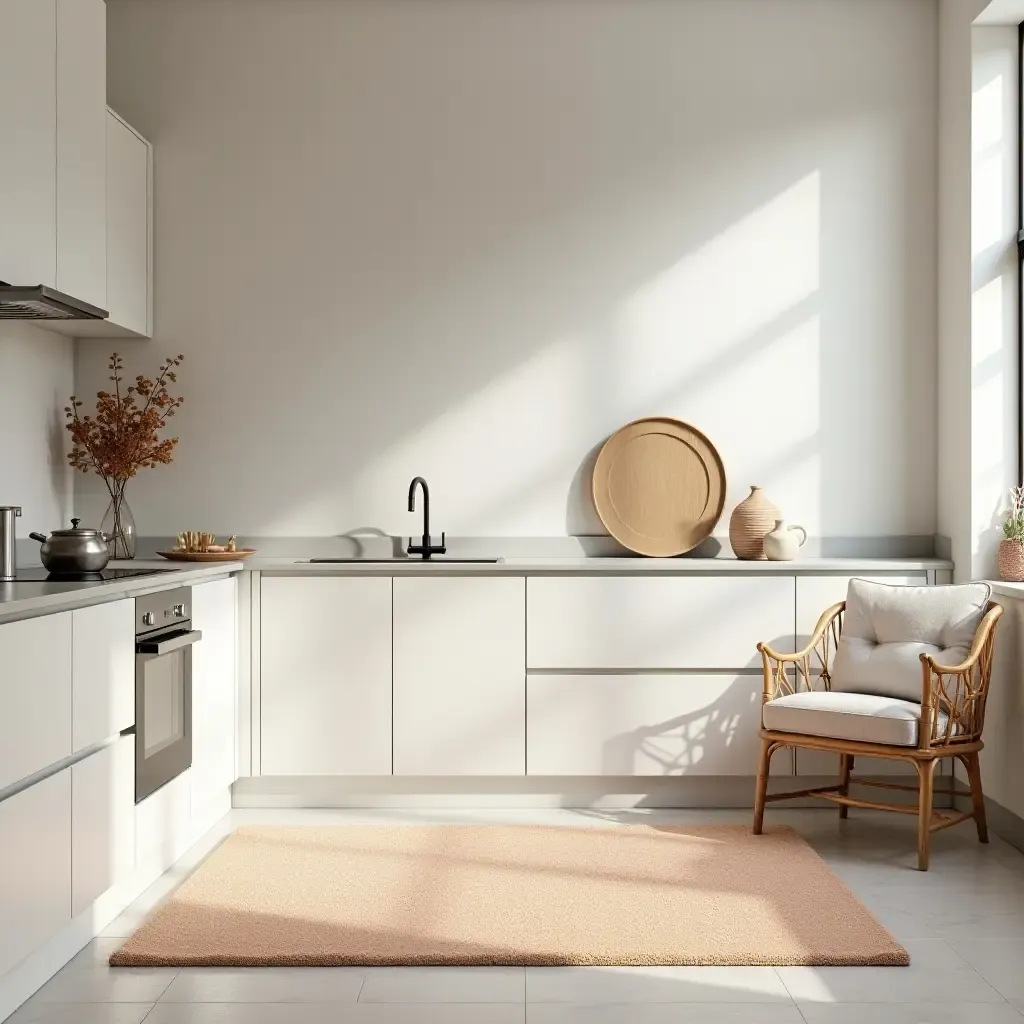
[998,486,1024,582]
[65,352,184,560]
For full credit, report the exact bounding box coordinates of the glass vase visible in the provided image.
[101,486,137,560]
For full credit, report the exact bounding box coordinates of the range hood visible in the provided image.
[0,282,107,321]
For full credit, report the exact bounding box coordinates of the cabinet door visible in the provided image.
[72,599,136,753]
[527,673,783,776]
[527,576,794,670]
[0,771,71,978]
[55,0,106,310]
[191,577,238,815]
[261,577,392,775]
[135,768,190,865]
[106,111,152,336]
[393,577,525,776]
[0,0,57,286]
[71,736,134,916]
[0,612,72,791]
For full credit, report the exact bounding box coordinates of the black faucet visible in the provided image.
[407,477,446,560]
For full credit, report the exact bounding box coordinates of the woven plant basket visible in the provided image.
[998,539,1024,582]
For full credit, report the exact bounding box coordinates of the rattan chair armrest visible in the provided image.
[757,601,845,665]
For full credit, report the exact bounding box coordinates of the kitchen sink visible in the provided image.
[301,557,504,564]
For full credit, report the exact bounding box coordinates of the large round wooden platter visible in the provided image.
[591,418,726,557]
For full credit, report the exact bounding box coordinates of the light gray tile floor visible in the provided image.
[5,807,1024,1024]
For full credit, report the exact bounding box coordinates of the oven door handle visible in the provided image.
[136,628,203,655]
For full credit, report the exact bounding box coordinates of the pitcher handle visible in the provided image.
[792,525,808,548]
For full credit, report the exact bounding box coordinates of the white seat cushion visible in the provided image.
[830,579,990,702]
[762,690,951,747]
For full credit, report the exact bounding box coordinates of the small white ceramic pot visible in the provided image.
[763,519,807,561]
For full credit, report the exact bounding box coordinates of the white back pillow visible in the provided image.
[830,579,991,702]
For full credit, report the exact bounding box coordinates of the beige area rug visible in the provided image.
[109,824,908,967]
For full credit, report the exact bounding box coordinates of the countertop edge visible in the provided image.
[246,556,953,574]
[0,561,244,625]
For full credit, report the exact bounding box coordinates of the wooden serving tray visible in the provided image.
[157,549,257,562]
[591,417,726,557]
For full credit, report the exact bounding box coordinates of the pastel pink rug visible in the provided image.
[110,824,908,967]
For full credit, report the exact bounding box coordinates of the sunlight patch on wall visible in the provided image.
[611,171,821,405]
[971,66,1008,256]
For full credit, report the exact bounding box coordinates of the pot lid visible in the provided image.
[50,517,104,538]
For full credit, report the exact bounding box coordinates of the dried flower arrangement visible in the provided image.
[65,352,184,559]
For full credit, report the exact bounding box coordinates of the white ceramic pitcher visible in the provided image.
[763,519,807,561]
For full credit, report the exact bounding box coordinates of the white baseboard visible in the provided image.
[231,775,956,810]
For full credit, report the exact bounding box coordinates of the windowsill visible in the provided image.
[986,580,1024,599]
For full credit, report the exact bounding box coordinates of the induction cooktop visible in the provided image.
[13,566,176,584]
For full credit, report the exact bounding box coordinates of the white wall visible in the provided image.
[980,591,1024,823]
[0,325,74,535]
[83,0,939,540]
[938,1,1019,582]
[970,27,1019,580]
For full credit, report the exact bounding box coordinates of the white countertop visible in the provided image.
[0,560,244,624]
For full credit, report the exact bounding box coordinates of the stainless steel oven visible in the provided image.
[135,587,202,803]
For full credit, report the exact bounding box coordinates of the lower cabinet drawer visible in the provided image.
[0,771,72,978]
[72,736,135,916]
[527,674,787,776]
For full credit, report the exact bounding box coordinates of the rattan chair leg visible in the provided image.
[838,754,853,819]
[962,752,989,844]
[916,759,938,871]
[752,738,773,835]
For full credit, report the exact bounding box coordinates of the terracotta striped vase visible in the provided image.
[729,486,780,560]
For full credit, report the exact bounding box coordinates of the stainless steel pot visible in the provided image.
[29,518,111,575]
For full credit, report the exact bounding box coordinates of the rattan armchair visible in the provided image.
[752,598,1003,870]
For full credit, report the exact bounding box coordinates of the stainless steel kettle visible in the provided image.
[29,519,111,575]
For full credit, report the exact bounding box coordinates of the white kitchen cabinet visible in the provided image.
[0,0,57,287]
[72,599,135,753]
[103,110,153,337]
[71,736,134,916]
[0,0,107,304]
[191,577,238,818]
[393,577,526,776]
[0,612,72,792]
[55,0,107,311]
[527,576,794,670]
[260,577,392,775]
[0,771,72,979]
[135,768,191,866]
[527,673,780,777]
[793,574,930,778]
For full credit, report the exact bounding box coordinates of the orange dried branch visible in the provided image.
[65,352,184,488]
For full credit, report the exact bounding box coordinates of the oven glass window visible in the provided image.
[142,648,185,757]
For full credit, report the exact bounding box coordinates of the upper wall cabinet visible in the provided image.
[58,109,154,340]
[104,111,153,338]
[55,0,107,311]
[0,0,56,288]
[0,0,106,310]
